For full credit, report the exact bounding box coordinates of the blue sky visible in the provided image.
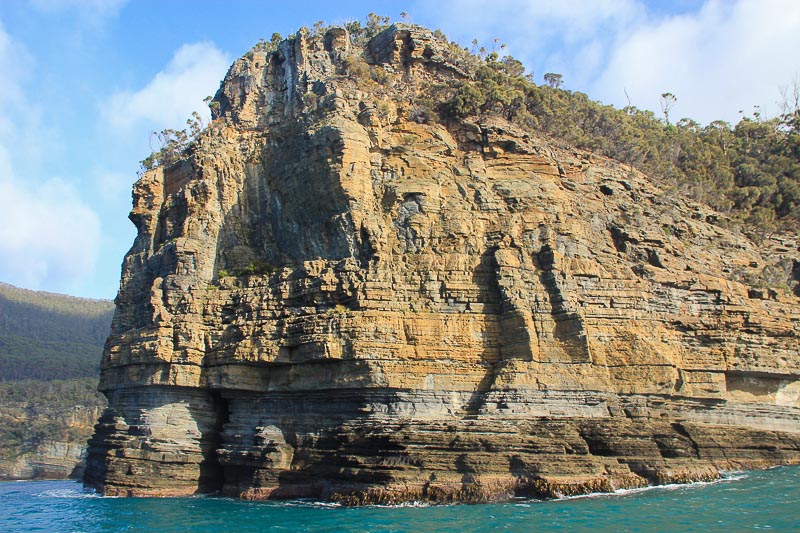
[1,0,798,299]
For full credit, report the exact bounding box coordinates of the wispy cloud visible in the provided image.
[0,148,101,293]
[0,22,101,294]
[104,42,231,132]
[415,0,800,124]
[0,21,32,138]
[592,0,800,124]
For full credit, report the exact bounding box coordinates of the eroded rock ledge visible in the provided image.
[85,24,800,503]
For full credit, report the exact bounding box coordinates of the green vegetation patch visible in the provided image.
[434,52,800,235]
[0,283,113,382]
[0,378,105,460]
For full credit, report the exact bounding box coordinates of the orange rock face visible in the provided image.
[85,24,800,503]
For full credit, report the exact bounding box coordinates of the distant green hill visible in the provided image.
[0,282,114,382]
[0,282,112,479]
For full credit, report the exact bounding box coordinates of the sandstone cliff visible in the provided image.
[85,24,800,503]
[1,442,90,480]
[0,379,104,481]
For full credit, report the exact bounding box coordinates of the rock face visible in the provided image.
[0,442,89,481]
[0,397,103,481]
[85,25,800,502]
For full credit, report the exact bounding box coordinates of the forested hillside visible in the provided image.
[0,282,112,479]
[0,282,114,381]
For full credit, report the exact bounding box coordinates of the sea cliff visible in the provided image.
[85,23,800,503]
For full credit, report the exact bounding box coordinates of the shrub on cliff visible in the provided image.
[139,111,205,174]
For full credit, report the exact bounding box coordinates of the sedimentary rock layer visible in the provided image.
[85,24,800,502]
[0,442,90,481]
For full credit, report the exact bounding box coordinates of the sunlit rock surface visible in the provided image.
[85,24,800,503]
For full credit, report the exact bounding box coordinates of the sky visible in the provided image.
[0,0,798,300]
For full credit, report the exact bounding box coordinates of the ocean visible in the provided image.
[2,466,799,532]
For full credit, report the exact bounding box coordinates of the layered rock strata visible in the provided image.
[85,24,800,502]
[1,442,92,481]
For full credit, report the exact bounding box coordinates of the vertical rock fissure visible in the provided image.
[534,244,591,363]
[198,390,230,493]
[463,246,504,417]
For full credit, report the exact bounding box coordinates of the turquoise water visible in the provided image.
[2,467,799,532]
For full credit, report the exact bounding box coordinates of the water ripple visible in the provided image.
[1,467,798,533]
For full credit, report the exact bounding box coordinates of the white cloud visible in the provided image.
[416,0,800,125]
[0,148,101,293]
[0,21,60,182]
[592,0,800,124]
[104,42,231,131]
[0,23,101,294]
